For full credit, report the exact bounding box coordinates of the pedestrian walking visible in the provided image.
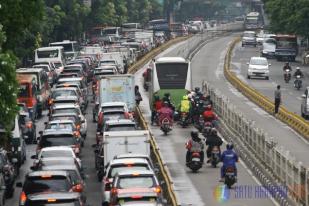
[274,85,281,114]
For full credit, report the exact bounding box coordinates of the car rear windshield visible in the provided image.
[51,116,78,123]
[25,200,79,206]
[52,90,77,99]
[53,109,79,115]
[109,165,149,178]
[40,150,73,158]
[117,176,155,189]
[104,112,125,121]
[40,135,77,147]
[102,106,124,111]
[46,123,74,130]
[107,125,136,131]
[23,176,71,194]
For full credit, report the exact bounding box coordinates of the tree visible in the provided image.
[0,25,18,146]
[265,0,309,37]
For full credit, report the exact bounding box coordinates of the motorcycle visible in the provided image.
[294,75,302,90]
[224,166,237,189]
[210,146,220,168]
[187,152,203,172]
[179,112,189,128]
[202,121,213,137]
[284,69,291,83]
[160,118,172,135]
[195,115,204,132]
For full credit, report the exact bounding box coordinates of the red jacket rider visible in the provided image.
[158,102,173,126]
[203,105,217,122]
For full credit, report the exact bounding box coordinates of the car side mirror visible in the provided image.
[302,94,306,98]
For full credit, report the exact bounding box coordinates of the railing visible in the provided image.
[199,37,309,205]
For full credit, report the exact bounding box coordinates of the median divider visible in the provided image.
[224,38,309,140]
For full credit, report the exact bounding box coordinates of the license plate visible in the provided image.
[192,158,200,161]
[226,172,235,176]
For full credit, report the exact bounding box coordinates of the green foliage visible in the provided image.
[0,25,18,146]
[265,0,309,37]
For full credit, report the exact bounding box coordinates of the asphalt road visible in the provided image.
[136,33,277,205]
[229,41,309,167]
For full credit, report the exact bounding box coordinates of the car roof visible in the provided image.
[244,31,255,34]
[115,153,150,159]
[43,128,74,136]
[110,158,149,165]
[103,109,125,113]
[51,113,79,117]
[52,87,77,91]
[250,56,267,61]
[27,170,68,177]
[27,192,80,201]
[58,77,83,82]
[40,146,74,152]
[64,64,82,68]
[101,102,126,107]
[41,164,78,171]
[105,119,135,125]
[17,68,43,73]
[116,170,155,177]
[52,103,79,109]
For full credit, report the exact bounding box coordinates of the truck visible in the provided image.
[100,52,125,73]
[102,130,151,166]
[95,74,135,113]
[244,12,263,30]
[275,34,298,62]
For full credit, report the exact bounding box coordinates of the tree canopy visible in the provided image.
[264,0,309,37]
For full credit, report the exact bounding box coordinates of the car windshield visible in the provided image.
[53,109,79,115]
[118,176,155,189]
[18,84,30,98]
[250,58,267,66]
[46,123,74,130]
[52,90,76,98]
[40,150,73,158]
[109,165,149,178]
[40,135,77,147]
[37,50,59,58]
[107,125,136,131]
[265,39,276,44]
[244,32,255,37]
[23,176,70,194]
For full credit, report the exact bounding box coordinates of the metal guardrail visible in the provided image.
[208,37,309,205]
[224,38,309,139]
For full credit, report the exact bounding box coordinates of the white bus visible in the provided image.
[149,57,192,107]
[34,46,65,64]
[49,40,79,60]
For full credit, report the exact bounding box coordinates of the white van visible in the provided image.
[34,46,65,64]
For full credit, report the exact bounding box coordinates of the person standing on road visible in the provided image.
[274,85,281,114]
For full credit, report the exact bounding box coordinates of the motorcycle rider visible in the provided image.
[206,128,223,163]
[178,95,191,121]
[220,143,238,182]
[203,105,217,126]
[135,85,142,106]
[158,101,173,126]
[151,95,163,125]
[162,93,174,110]
[186,131,204,165]
[293,67,304,78]
[283,62,292,72]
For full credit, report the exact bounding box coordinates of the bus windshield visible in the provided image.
[155,63,188,89]
[37,50,59,58]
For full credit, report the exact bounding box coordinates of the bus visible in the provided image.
[148,19,169,31]
[244,12,263,30]
[149,57,192,108]
[49,40,79,60]
[34,46,65,64]
[275,34,298,61]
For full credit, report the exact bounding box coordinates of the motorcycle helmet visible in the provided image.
[191,131,198,139]
[296,67,300,70]
[205,105,212,111]
[162,101,169,107]
[194,87,200,93]
[226,142,234,150]
[211,128,217,135]
[183,95,188,100]
[164,93,170,97]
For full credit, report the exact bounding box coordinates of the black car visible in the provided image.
[16,170,78,206]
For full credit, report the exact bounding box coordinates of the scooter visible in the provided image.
[224,166,237,189]
[160,118,172,135]
[294,75,302,90]
[284,69,291,83]
[179,112,189,128]
[210,146,220,168]
[187,152,203,172]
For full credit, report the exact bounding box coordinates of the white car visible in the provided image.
[261,38,276,58]
[247,57,271,80]
[31,146,82,167]
[242,31,257,47]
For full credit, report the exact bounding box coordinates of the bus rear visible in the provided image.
[275,35,298,61]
